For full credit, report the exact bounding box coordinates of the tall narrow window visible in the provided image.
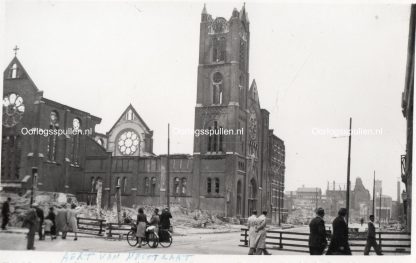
[47,111,59,161]
[212,37,226,62]
[212,72,223,105]
[71,118,81,166]
[207,177,212,193]
[126,109,133,120]
[122,177,127,194]
[181,178,187,195]
[174,177,180,195]
[150,177,157,195]
[237,180,242,216]
[215,178,220,193]
[144,177,150,194]
[90,177,95,192]
[207,121,223,153]
[10,63,18,79]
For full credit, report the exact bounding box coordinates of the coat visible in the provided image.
[309,216,327,248]
[136,213,148,238]
[254,215,267,249]
[326,216,351,255]
[23,208,38,233]
[160,211,172,230]
[367,221,376,239]
[2,201,10,217]
[247,215,258,248]
[67,209,78,232]
[149,214,160,234]
[55,208,69,233]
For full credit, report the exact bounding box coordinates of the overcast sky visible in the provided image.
[2,0,412,199]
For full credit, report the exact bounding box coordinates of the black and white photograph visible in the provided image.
[0,0,414,261]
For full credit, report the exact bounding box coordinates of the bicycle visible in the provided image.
[127,224,159,248]
[158,228,172,248]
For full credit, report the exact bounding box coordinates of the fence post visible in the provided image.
[98,220,103,236]
[244,229,248,246]
[76,217,80,229]
[279,232,283,249]
[378,232,382,251]
[108,223,112,238]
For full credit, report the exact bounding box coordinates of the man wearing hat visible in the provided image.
[326,208,351,255]
[309,207,328,255]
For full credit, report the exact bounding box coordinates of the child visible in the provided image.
[44,218,54,240]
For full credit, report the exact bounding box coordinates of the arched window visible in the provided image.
[239,75,244,107]
[174,177,180,195]
[212,72,223,105]
[248,178,257,215]
[47,111,59,161]
[116,177,121,187]
[90,177,95,192]
[71,118,81,166]
[212,37,226,62]
[181,178,187,195]
[10,63,18,79]
[237,180,242,216]
[95,177,102,192]
[122,177,127,194]
[126,109,133,120]
[215,178,220,193]
[207,121,224,153]
[207,178,212,193]
[144,177,150,194]
[150,177,157,195]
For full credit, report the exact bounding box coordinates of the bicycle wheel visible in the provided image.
[127,230,138,247]
[159,230,172,248]
[147,232,159,248]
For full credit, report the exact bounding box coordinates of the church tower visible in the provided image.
[193,4,250,155]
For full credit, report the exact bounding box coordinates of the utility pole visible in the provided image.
[372,171,376,216]
[167,123,170,209]
[346,117,352,225]
[379,187,382,228]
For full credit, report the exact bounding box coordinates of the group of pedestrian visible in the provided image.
[308,207,383,256]
[134,207,172,248]
[21,202,79,250]
[247,210,271,255]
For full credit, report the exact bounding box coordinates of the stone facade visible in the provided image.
[1,5,286,220]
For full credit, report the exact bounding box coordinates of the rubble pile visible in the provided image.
[1,191,237,233]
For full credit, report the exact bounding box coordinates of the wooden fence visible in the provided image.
[76,217,106,236]
[240,228,411,254]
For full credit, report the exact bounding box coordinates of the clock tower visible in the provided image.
[193,5,250,156]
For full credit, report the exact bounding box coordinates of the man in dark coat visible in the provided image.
[326,208,351,255]
[1,197,11,230]
[364,215,383,255]
[34,204,44,240]
[23,205,39,250]
[160,208,172,230]
[309,207,327,255]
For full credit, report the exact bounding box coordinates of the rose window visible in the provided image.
[118,130,140,155]
[2,93,25,127]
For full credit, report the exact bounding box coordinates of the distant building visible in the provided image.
[285,187,322,224]
[351,177,371,220]
[372,195,393,223]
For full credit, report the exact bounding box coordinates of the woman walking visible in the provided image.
[136,208,148,248]
[67,203,79,241]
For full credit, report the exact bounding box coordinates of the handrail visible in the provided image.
[240,228,411,254]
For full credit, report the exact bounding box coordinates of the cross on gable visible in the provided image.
[13,45,19,56]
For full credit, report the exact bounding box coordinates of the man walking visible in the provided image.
[309,207,328,255]
[247,210,258,255]
[23,204,39,250]
[255,211,272,255]
[1,197,11,230]
[326,208,351,255]
[364,215,383,255]
[33,203,44,240]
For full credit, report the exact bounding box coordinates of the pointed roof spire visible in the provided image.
[240,3,249,23]
[202,3,207,15]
